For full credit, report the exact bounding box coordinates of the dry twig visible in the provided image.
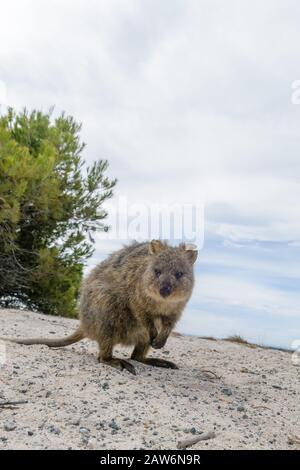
[0,400,28,407]
[199,369,221,379]
[177,431,216,449]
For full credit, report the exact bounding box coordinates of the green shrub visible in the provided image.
[0,108,116,316]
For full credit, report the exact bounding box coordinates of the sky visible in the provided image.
[1,0,300,349]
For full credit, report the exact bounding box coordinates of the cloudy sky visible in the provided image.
[1,0,300,348]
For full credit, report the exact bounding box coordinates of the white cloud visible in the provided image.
[1,0,300,236]
[178,308,300,349]
[193,273,300,317]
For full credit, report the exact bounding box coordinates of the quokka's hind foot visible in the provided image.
[139,357,179,369]
[98,356,136,375]
[131,343,178,369]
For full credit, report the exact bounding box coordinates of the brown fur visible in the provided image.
[6,240,198,374]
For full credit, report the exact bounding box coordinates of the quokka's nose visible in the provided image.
[160,284,172,297]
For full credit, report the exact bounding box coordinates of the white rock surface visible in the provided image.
[0,309,299,450]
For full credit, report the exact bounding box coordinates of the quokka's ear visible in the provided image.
[149,240,166,255]
[180,243,198,264]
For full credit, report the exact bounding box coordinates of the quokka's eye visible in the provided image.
[175,271,183,280]
[154,269,161,277]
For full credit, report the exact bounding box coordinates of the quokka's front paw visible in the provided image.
[149,325,158,343]
[151,336,167,349]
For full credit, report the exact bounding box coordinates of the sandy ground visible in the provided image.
[0,308,299,450]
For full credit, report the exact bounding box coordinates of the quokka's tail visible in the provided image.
[0,328,84,348]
